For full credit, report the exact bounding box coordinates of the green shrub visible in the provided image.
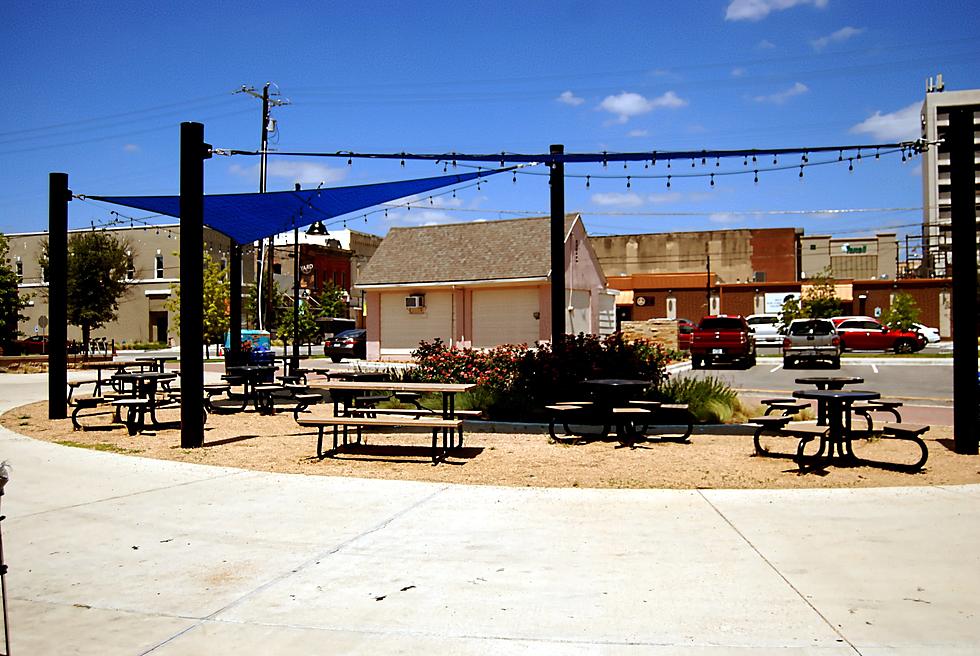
[652,375,739,423]
[123,341,167,351]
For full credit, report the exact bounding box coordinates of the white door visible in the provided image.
[666,297,677,320]
[567,289,591,335]
[472,288,539,347]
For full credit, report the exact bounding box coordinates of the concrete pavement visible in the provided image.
[2,373,979,654]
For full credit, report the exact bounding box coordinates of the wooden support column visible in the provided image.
[550,144,565,343]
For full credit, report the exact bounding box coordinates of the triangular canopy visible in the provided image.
[90,168,507,244]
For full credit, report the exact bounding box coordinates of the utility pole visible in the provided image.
[292,183,301,374]
[236,83,289,331]
[705,248,712,313]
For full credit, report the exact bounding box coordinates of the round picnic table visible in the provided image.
[580,379,653,444]
[792,388,880,464]
[794,376,864,425]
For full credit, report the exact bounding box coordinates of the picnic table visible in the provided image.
[302,381,476,462]
[110,370,180,434]
[547,379,666,447]
[134,355,178,373]
[84,361,141,396]
[792,388,879,464]
[794,376,864,425]
[224,365,278,412]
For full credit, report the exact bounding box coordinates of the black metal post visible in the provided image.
[706,253,711,313]
[179,122,206,448]
[229,241,242,366]
[291,183,301,373]
[549,144,565,343]
[948,108,978,454]
[47,172,69,419]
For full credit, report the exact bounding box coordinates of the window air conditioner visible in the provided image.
[405,294,425,308]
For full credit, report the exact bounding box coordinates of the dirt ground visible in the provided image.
[3,401,978,489]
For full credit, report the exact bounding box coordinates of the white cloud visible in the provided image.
[757,39,777,49]
[229,160,347,185]
[811,26,864,50]
[591,192,644,207]
[731,67,747,77]
[849,102,920,141]
[753,81,809,104]
[557,90,584,106]
[123,143,140,153]
[726,0,828,22]
[627,129,650,138]
[709,212,739,224]
[598,91,688,123]
[647,192,682,204]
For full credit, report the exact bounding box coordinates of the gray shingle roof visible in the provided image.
[358,214,580,285]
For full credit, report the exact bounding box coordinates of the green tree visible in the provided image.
[278,300,320,346]
[0,233,30,351]
[780,272,842,322]
[243,279,289,335]
[167,250,230,357]
[313,282,349,319]
[41,231,131,354]
[880,292,920,331]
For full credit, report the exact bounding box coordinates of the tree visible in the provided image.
[881,292,920,331]
[0,233,30,352]
[243,279,289,335]
[780,271,842,322]
[167,250,230,357]
[313,282,349,319]
[41,231,131,354]
[278,300,320,346]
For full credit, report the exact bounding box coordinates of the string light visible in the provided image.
[856,148,862,160]
[709,173,715,187]
[754,170,759,184]
[799,165,804,179]
[848,158,854,172]
[626,176,631,189]
[666,175,671,189]
[586,175,590,189]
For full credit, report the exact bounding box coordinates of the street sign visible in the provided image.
[38,315,48,329]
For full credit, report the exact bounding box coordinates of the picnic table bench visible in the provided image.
[301,381,475,463]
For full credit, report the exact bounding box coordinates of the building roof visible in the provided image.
[358,215,580,286]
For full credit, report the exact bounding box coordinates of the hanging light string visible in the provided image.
[213,139,930,165]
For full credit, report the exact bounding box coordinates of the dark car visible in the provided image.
[324,329,367,362]
[12,335,49,354]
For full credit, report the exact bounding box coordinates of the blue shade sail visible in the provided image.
[89,168,506,244]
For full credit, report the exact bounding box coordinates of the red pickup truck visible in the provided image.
[690,315,757,369]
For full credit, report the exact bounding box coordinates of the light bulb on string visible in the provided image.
[602,152,607,168]
[848,158,854,172]
[691,158,695,168]
[666,175,671,189]
[715,157,720,167]
[347,157,352,166]
[512,171,517,183]
[452,189,456,198]
[754,170,759,184]
[626,176,631,189]
[875,148,880,159]
[400,158,405,167]
[701,154,706,165]
[799,165,804,179]
[443,162,448,173]
[772,154,777,165]
[743,155,748,166]
[624,160,628,170]
[585,175,590,189]
[709,173,715,187]
[856,148,862,160]
[838,150,843,161]
[384,208,388,218]
[429,196,433,205]
[667,159,671,169]
[901,148,907,162]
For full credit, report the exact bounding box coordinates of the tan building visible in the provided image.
[9,224,250,345]
[919,78,980,277]
[357,215,614,360]
[799,233,899,281]
[590,227,800,284]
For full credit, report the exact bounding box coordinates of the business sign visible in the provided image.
[764,292,800,314]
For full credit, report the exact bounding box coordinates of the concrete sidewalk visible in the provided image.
[2,373,978,654]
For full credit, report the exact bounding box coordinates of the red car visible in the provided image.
[11,335,49,355]
[831,316,926,353]
[677,318,694,351]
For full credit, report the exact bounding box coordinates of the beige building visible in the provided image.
[357,215,614,360]
[919,78,980,277]
[590,227,800,284]
[9,224,249,345]
[799,233,898,281]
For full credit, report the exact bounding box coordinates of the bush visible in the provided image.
[652,375,740,423]
[406,334,670,420]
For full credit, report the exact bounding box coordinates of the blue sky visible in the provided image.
[2,0,979,250]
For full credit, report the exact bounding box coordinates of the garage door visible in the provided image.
[380,291,452,349]
[472,288,539,347]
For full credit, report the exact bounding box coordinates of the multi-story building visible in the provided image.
[799,233,898,281]
[8,224,250,345]
[919,77,980,277]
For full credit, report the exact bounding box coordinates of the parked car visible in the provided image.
[831,316,926,353]
[690,315,756,369]
[11,335,49,354]
[746,313,783,347]
[677,318,695,351]
[325,328,367,362]
[911,322,941,344]
[782,318,840,369]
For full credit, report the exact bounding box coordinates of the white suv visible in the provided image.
[746,314,783,347]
